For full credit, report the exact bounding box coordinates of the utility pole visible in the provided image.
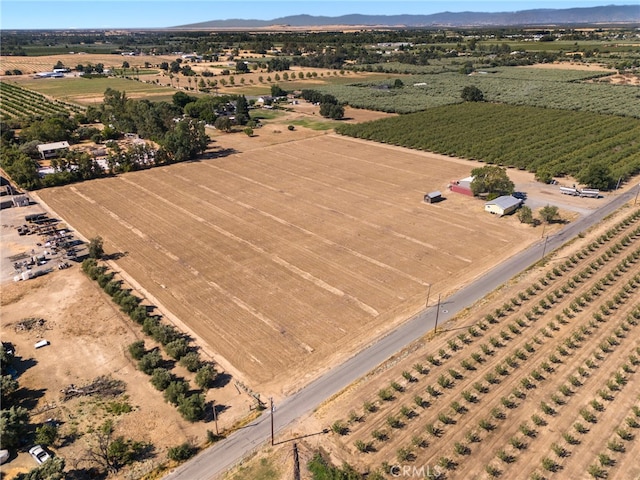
[434,293,441,333]
[541,235,549,260]
[634,184,640,206]
[212,400,219,435]
[426,283,431,308]
[293,443,300,480]
[270,397,275,446]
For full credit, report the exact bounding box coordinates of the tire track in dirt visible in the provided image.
[150,166,426,299]
[202,155,473,266]
[119,176,380,317]
[58,184,308,372]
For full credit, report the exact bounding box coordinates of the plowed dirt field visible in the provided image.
[38,134,541,392]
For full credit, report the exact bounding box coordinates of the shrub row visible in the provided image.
[82,258,216,422]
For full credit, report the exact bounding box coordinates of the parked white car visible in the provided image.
[28,445,51,464]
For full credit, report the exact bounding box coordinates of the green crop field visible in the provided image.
[13,77,178,104]
[316,68,639,117]
[0,81,85,120]
[336,103,640,183]
[487,39,640,53]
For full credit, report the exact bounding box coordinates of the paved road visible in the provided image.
[165,186,639,480]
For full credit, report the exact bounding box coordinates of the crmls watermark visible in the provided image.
[389,464,443,478]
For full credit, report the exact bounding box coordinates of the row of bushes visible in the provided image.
[82,258,216,422]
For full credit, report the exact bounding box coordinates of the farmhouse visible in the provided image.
[423,191,443,203]
[256,96,273,106]
[37,141,70,160]
[449,176,474,196]
[484,195,522,217]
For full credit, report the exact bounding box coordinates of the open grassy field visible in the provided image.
[293,205,640,480]
[38,134,542,391]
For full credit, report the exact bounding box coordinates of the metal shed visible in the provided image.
[484,195,522,217]
[424,191,443,203]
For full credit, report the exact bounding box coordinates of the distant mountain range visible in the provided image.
[172,5,640,29]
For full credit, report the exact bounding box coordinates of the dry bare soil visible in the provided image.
[37,133,547,397]
[0,266,230,479]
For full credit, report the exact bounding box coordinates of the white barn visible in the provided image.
[484,195,522,217]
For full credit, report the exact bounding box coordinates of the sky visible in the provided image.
[0,1,633,29]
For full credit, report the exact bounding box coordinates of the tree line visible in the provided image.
[0,88,212,190]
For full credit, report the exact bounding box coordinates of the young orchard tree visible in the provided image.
[517,205,534,224]
[539,205,560,224]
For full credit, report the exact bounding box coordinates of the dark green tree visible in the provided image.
[270,84,287,97]
[164,338,189,360]
[0,406,29,448]
[461,85,484,102]
[164,380,189,405]
[128,340,146,360]
[235,95,249,124]
[151,368,173,391]
[162,118,209,162]
[172,91,197,111]
[195,364,217,389]
[235,61,249,73]
[1,343,15,374]
[15,456,65,480]
[138,350,163,375]
[1,375,18,404]
[319,103,345,120]
[0,145,41,190]
[35,423,59,447]
[88,236,104,259]
[578,163,615,190]
[213,116,233,133]
[179,352,202,372]
[177,393,206,422]
[470,165,514,197]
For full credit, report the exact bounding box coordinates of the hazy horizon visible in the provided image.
[1,1,634,30]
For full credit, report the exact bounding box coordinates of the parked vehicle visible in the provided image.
[28,445,51,464]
